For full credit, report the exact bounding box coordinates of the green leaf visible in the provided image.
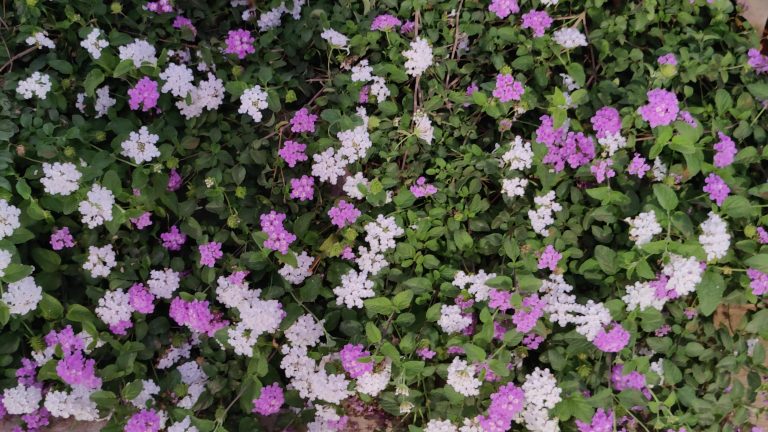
[31,248,61,272]
[122,380,144,401]
[594,245,618,275]
[721,195,752,219]
[392,290,413,311]
[66,304,98,324]
[462,343,486,362]
[453,229,473,250]
[49,59,74,74]
[90,390,118,409]
[364,297,394,315]
[39,293,63,320]
[697,271,724,317]
[84,69,105,97]
[365,321,382,343]
[744,254,768,273]
[653,184,678,210]
[402,277,432,294]
[112,59,134,77]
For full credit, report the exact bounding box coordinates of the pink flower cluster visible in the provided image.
[591,160,616,183]
[145,0,172,13]
[56,351,102,389]
[576,408,615,432]
[252,383,284,416]
[713,132,736,168]
[637,88,679,128]
[340,344,373,378]
[536,115,596,171]
[488,289,512,311]
[328,200,361,228]
[50,227,75,250]
[161,225,187,251]
[371,14,402,31]
[199,241,223,267]
[477,382,525,431]
[260,211,296,254]
[521,10,552,37]
[125,409,162,432]
[657,53,677,65]
[627,153,651,178]
[492,73,525,103]
[173,16,196,34]
[128,283,156,314]
[169,297,228,336]
[748,48,768,74]
[747,268,768,296]
[130,212,152,230]
[511,294,545,333]
[590,106,622,139]
[279,140,308,167]
[537,245,561,271]
[410,177,437,197]
[128,77,160,111]
[167,169,182,191]
[758,227,768,244]
[703,173,730,206]
[290,108,318,133]
[593,323,630,352]
[611,364,651,399]
[290,175,315,201]
[488,0,519,19]
[224,29,255,59]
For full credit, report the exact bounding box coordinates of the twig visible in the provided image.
[444,0,465,88]
[0,46,37,73]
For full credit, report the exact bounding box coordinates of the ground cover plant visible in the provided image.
[0,0,767,431]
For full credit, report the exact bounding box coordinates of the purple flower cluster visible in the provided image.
[224,29,255,59]
[748,48,768,74]
[591,160,616,183]
[713,132,736,168]
[45,325,86,354]
[545,134,596,172]
[371,14,402,31]
[56,350,102,389]
[260,211,296,254]
[410,177,437,198]
[50,227,75,250]
[703,173,730,206]
[167,169,182,191]
[477,382,525,431]
[130,212,152,230]
[290,175,315,201]
[492,73,525,103]
[523,333,544,349]
[488,0,519,19]
[125,409,162,432]
[16,358,38,386]
[128,77,160,112]
[576,408,614,432]
[537,245,561,271]
[128,283,155,314]
[340,344,373,378]
[328,200,361,228]
[145,0,172,13]
[169,297,228,336]
[637,89,680,128]
[172,16,196,34]
[290,108,318,133]
[590,106,622,139]
[677,110,697,127]
[252,382,284,416]
[512,294,545,333]
[161,225,187,251]
[657,53,677,65]
[521,10,553,37]
[758,227,768,244]
[279,140,308,167]
[627,153,651,178]
[747,268,768,296]
[611,364,651,399]
[199,241,223,267]
[488,289,512,311]
[593,323,630,352]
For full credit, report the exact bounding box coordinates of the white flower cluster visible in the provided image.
[599,132,628,156]
[81,28,109,59]
[413,111,434,144]
[168,416,199,432]
[0,199,21,239]
[177,73,226,119]
[698,212,730,261]
[626,210,662,246]
[238,85,269,122]
[500,136,534,170]
[438,304,472,334]
[403,37,433,77]
[652,158,668,181]
[425,419,459,432]
[118,39,157,67]
[3,383,43,415]
[343,172,369,200]
[45,386,100,421]
[519,368,562,432]
[94,85,116,118]
[41,162,81,196]
[121,126,161,164]
[320,29,349,50]
[553,28,588,49]
[356,360,391,396]
[16,71,52,100]
[337,124,372,163]
[280,345,351,404]
[446,358,482,397]
[502,177,529,199]
[311,148,346,185]
[26,31,55,49]
[622,281,666,311]
[350,59,391,101]
[157,341,193,369]
[177,361,207,409]
[78,184,115,228]
[307,405,347,432]
[129,379,160,408]
[453,270,497,302]
[285,314,325,347]
[148,268,180,299]
[528,191,562,236]
[95,288,132,327]
[334,215,403,308]
[540,274,611,341]
[662,254,703,297]
[0,249,11,277]
[1,276,42,315]
[160,63,195,97]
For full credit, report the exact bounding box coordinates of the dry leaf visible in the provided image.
[743,0,768,38]
[713,303,756,334]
